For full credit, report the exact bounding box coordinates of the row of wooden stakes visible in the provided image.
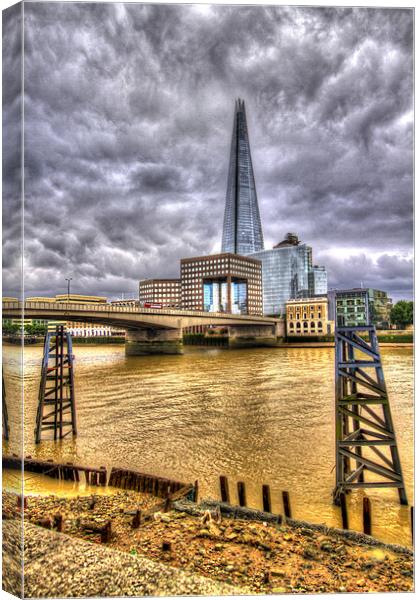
[4,455,107,486]
[108,467,192,499]
[4,455,193,497]
[219,476,293,517]
[220,476,414,543]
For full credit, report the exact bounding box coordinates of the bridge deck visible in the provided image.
[2,301,278,330]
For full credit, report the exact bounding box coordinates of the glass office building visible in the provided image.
[309,265,328,296]
[250,236,313,315]
[221,99,264,255]
[203,279,247,314]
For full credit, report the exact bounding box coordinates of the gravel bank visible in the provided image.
[3,520,245,598]
[2,490,414,596]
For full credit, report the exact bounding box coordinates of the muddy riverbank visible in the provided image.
[2,491,414,596]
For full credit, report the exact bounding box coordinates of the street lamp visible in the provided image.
[65,278,72,302]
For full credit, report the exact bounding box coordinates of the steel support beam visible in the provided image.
[2,375,9,441]
[35,326,77,443]
[334,325,407,505]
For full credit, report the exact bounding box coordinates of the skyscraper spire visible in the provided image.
[221,99,264,255]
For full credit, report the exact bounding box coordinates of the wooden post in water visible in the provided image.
[339,492,349,530]
[362,497,372,536]
[282,491,292,518]
[193,480,199,503]
[262,484,271,513]
[410,506,414,544]
[219,476,230,503]
[237,481,246,507]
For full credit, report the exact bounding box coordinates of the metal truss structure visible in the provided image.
[35,326,77,443]
[2,375,9,441]
[334,325,407,505]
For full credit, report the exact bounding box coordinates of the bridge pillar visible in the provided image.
[228,321,284,349]
[125,327,183,355]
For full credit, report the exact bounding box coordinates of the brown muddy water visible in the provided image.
[2,343,413,546]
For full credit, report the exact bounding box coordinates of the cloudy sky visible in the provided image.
[3,2,413,301]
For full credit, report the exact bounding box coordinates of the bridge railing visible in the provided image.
[2,301,276,323]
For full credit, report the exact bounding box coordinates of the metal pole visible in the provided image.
[65,278,72,302]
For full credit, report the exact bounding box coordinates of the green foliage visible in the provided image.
[24,322,48,336]
[2,322,21,335]
[390,301,414,328]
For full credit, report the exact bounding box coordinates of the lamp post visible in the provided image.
[65,278,72,303]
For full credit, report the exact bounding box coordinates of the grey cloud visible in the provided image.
[319,252,413,300]
[2,3,413,301]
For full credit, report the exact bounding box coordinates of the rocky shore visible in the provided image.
[2,490,414,596]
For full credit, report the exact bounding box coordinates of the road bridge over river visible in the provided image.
[2,301,284,354]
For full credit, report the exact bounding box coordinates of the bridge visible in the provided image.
[2,300,284,354]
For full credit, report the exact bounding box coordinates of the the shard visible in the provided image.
[221,99,264,255]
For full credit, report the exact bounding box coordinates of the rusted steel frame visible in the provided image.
[335,331,378,359]
[2,376,9,441]
[334,325,407,505]
[361,404,387,428]
[338,369,384,395]
[67,332,77,435]
[354,367,386,393]
[338,448,402,481]
[369,445,395,470]
[53,332,59,440]
[338,407,392,436]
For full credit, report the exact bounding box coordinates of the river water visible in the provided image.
[2,343,413,546]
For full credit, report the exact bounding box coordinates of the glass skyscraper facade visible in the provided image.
[221,99,264,255]
[203,279,247,314]
[251,240,313,315]
[308,265,328,296]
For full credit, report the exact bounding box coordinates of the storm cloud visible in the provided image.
[2,3,413,301]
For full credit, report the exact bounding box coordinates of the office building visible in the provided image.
[180,253,263,315]
[139,279,181,307]
[309,265,328,296]
[286,297,334,337]
[329,288,392,329]
[250,233,313,315]
[221,99,264,255]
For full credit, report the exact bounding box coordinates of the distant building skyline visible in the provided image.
[221,99,264,255]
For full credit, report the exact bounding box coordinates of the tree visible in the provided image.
[24,322,48,337]
[390,301,413,329]
[2,321,20,335]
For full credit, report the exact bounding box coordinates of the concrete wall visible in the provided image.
[228,321,285,349]
[125,328,183,355]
